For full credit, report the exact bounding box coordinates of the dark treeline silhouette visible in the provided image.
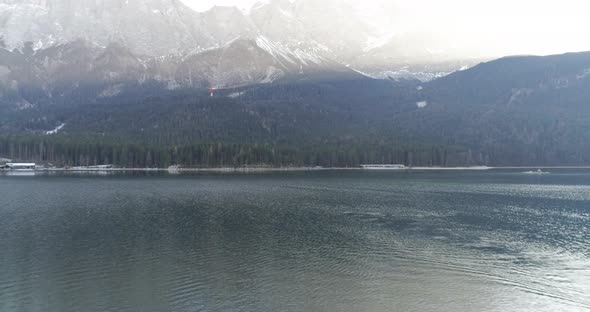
[0,135,476,168]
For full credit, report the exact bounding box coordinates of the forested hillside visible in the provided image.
[0,79,473,167]
[415,52,590,165]
[2,52,590,167]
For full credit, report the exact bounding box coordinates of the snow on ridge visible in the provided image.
[255,36,295,66]
[255,36,325,68]
[221,36,244,49]
[260,66,285,83]
[292,49,322,65]
[45,123,65,135]
[347,66,375,79]
[375,69,450,82]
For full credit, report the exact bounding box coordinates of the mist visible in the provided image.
[181,0,590,58]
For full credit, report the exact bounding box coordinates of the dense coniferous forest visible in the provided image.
[0,135,469,168]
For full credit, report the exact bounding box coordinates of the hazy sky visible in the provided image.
[180,0,590,56]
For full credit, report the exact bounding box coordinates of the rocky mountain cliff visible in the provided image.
[0,0,479,91]
[0,35,363,110]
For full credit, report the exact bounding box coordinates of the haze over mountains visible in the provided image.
[0,0,480,92]
[1,0,590,167]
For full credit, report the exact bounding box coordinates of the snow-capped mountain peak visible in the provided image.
[0,0,481,110]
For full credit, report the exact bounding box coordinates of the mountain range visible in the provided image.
[0,0,480,106]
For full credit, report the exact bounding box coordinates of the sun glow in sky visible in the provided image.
[180,0,590,56]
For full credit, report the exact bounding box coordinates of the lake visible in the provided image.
[0,170,589,311]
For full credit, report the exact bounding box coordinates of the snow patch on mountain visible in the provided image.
[347,67,374,79]
[376,69,451,82]
[260,66,285,83]
[0,0,227,56]
[45,123,66,135]
[255,36,326,68]
[255,36,296,66]
[416,101,428,108]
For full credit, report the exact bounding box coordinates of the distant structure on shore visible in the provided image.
[1,163,36,170]
[361,164,407,170]
[69,165,113,170]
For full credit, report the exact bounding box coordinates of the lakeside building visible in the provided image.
[361,164,407,170]
[4,163,36,170]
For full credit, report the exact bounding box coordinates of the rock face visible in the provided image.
[1,0,479,64]
[0,37,358,109]
[1,0,385,58]
[0,0,486,108]
[0,0,366,108]
[0,0,219,56]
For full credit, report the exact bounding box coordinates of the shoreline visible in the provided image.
[2,166,590,174]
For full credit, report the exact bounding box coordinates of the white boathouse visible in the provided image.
[5,163,36,170]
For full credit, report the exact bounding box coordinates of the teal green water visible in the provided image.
[0,170,589,311]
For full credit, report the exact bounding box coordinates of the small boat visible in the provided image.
[523,169,550,175]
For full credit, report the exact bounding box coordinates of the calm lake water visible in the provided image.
[0,170,589,312]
